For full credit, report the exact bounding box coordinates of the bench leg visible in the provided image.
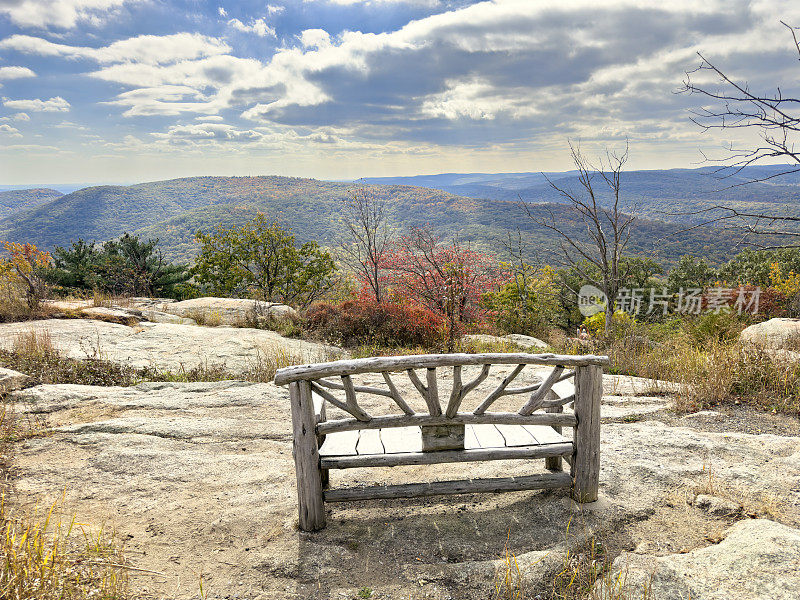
[572,364,602,503]
[545,389,563,472]
[289,381,326,531]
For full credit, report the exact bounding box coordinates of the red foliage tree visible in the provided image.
[384,227,503,351]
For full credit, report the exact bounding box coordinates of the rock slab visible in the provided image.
[604,519,800,600]
[162,297,297,326]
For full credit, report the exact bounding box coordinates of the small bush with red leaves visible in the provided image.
[304,299,443,348]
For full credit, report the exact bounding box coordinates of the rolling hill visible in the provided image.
[0,174,787,269]
[0,188,63,220]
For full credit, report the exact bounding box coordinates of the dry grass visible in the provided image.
[0,497,129,600]
[0,328,311,386]
[571,325,800,415]
[492,524,653,600]
[692,465,785,520]
[0,397,130,600]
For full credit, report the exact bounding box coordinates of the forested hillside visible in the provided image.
[0,188,63,220]
[0,175,788,266]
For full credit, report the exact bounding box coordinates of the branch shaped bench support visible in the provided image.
[279,353,607,530]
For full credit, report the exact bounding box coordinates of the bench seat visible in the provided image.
[318,424,573,469]
[320,424,569,456]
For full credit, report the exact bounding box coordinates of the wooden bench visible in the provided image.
[274,352,607,531]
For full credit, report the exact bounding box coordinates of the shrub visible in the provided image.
[304,299,443,348]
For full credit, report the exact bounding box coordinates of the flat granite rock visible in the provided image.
[0,319,338,373]
[602,519,800,600]
[7,376,800,600]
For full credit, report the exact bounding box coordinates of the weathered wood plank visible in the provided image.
[356,429,384,455]
[382,372,415,415]
[324,471,573,501]
[318,430,360,457]
[274,353,610,385]
[496,424,537,447]
[523,425,568,445]
[473,364,526,415]
[380,427,422,454]
[464,424,480,450]
[472,424,506,448]
[572,364,602,503]
[322,442,573,469]
[316,411,577,435]
[519,366,565,415]
[289,381,326,531]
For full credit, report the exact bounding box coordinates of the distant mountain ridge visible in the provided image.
[361,165,800,226]
[0,169,793,268]
[0,188,63,221]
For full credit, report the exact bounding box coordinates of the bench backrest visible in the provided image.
[274,352,609,436]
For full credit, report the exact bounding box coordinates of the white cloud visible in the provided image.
[14,112,30,121]
[267,5,285,15]
[2,96,70,112]
[218,6,227,17]
[0,123,22,137]
[153,122,263,144]
[0,0,140,29]
[227,18,276,38]
[0,66,36,80]
[196,115,224,121]
[0,33,231,65]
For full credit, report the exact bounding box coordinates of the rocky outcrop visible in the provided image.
[461,333,549,349]
[0,319,337,373]
[160,297,297,327]
[740,318,800,350]
[601,519,800,600]
[0,366,28,391]
[8,368,799,599]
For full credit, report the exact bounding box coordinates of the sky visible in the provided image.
[0,0,799,185]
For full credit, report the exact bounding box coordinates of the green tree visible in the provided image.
[48,234,190,297]
[667,255,718,291]
[194,214,336,307]
[485,265,562,336]
[48,239,101,289]
[98,234,190,297]
[719,248,800,286]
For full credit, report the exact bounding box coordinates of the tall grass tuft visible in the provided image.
[0,497,130,600]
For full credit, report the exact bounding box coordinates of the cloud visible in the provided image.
[196,115,224,121]
[0,33,231,65]
[218,6,227,17]
[227,18,276,38]
[2,96,70,112]
[153,122,263,144]
[0,0,140,29]
[266,5,285,15]
[0,66,36,80]
[13,112,30,120]
[0,123,22,137]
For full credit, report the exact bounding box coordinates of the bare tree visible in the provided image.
[338,185,394,303]
[678,21,800,247]
[527,142,635,334]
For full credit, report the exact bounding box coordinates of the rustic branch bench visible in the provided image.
[274,352,607,531]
